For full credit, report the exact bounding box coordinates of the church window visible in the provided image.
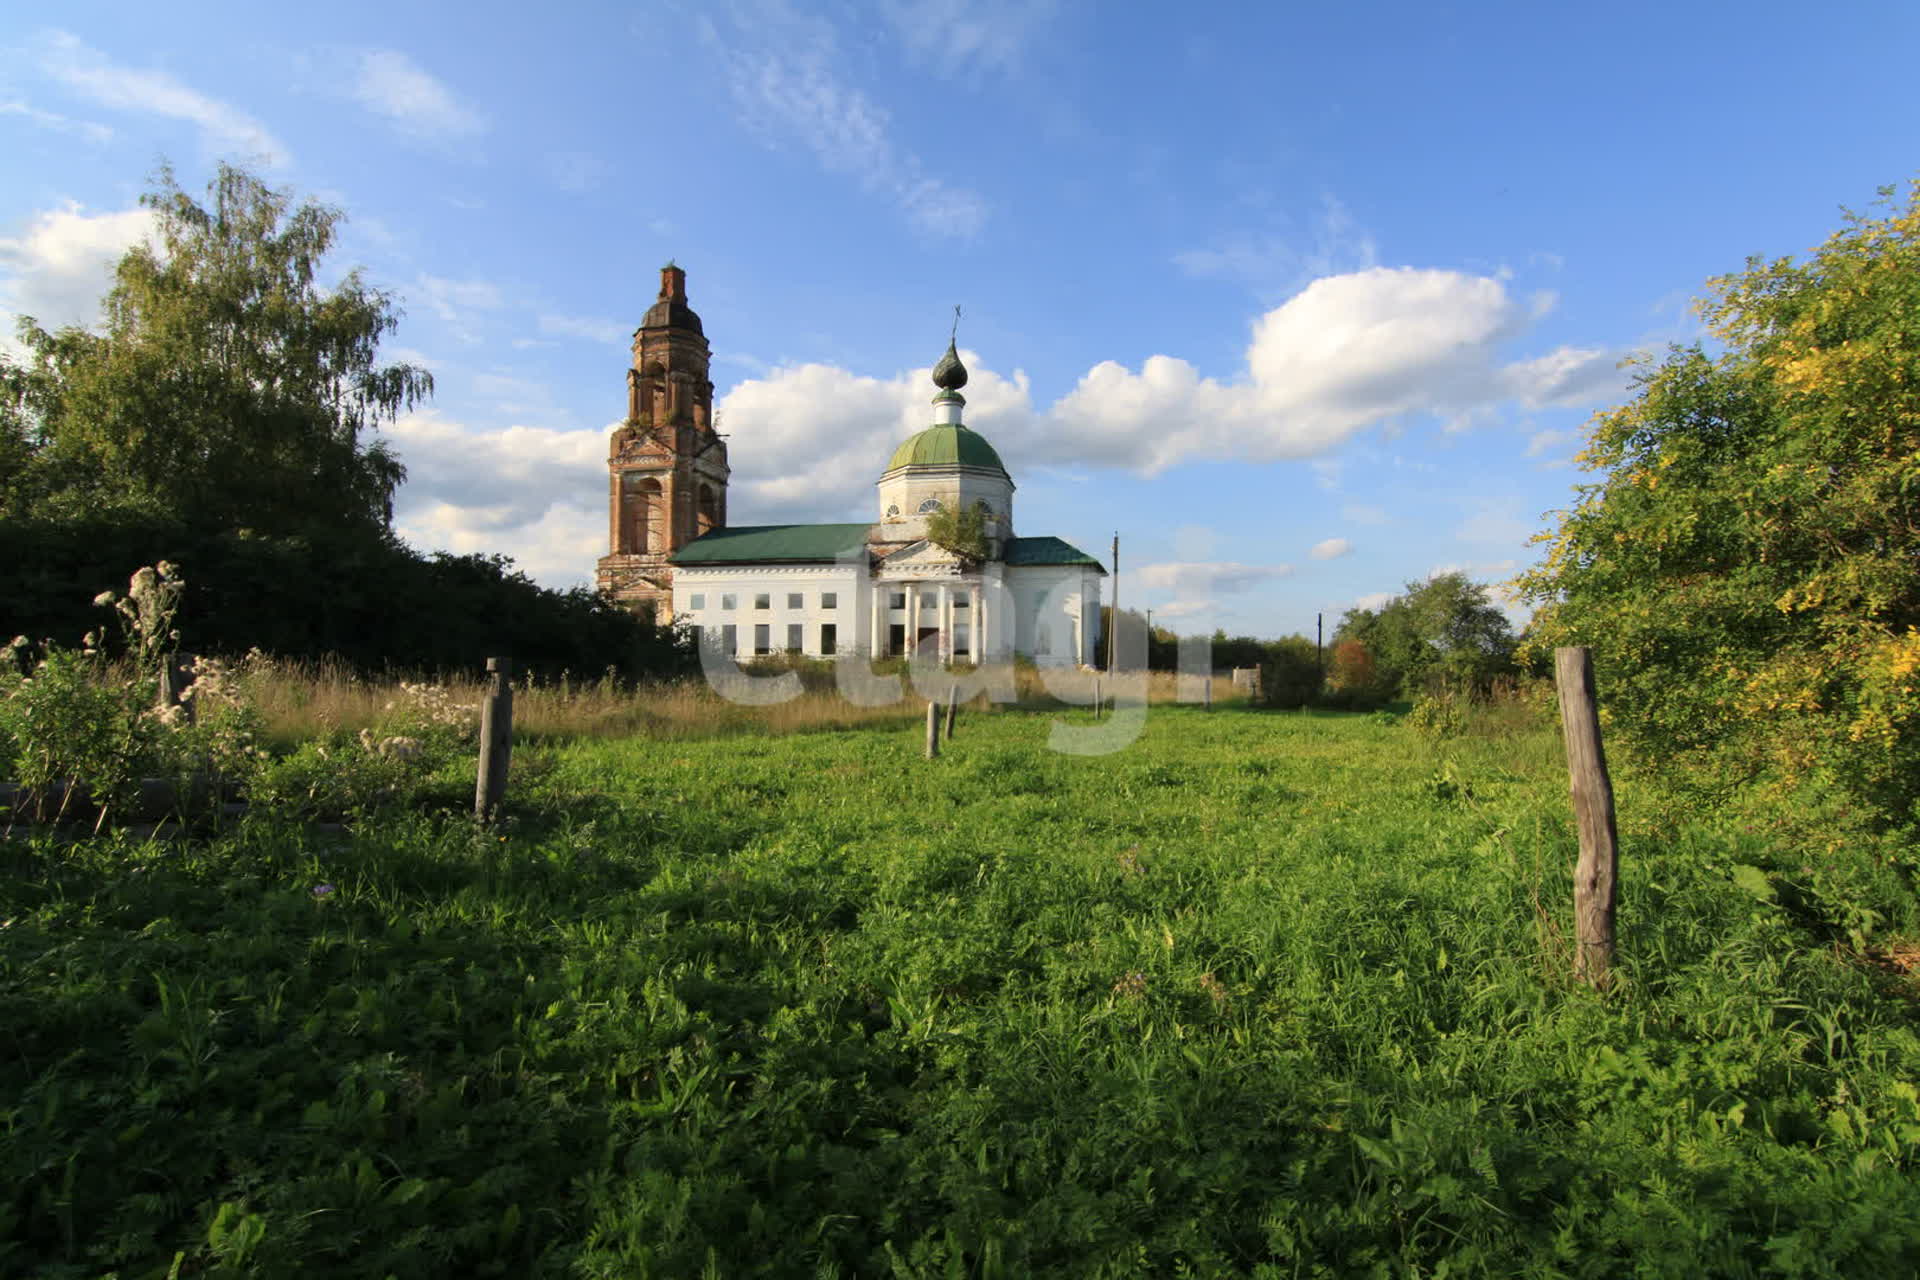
[721,593,737,611]
[953,595,969,609]
[820,623,837,655]
[753,624,771,655]
[820,592,837,609]
[787,592,803,609]
[689,593,706,611]
[786,623,803,652]
[917,498,944,514]
[721,624,737,655]
[754,593,770,610]
[890,591,906,609]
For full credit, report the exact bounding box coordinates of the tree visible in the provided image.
[1515,181,1920,834]
[1334,572,1517,698]
[7,162,428,536]
[923,501,988,563]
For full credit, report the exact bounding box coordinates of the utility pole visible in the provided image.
[1106,531,1119,674]
[1316,612,1323,679]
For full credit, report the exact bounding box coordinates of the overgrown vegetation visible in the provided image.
[1517,180,1920,847]
[6,707,1920,1275]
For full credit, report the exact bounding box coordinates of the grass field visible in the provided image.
[4,702,1920,1276]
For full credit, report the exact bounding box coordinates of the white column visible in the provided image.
[971,583,982,661]
[1073,603,1084,668]
[907,582,920,659]
[871,580,884,657]
[939,582,952,664]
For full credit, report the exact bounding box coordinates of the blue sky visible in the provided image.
[3,1,1916,639]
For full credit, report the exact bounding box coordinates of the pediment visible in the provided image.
[879,539,962,571]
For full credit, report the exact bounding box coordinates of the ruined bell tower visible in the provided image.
[595,263,729,621]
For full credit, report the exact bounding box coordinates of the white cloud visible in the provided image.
[385,410,608,585]
[1341,502,1389,525]
[36,31,288,165]
[705,266,1630,519]
[0,98,113,144]
[538,313,628,345]
[351,50,485,141]
[1134,560,1294,624]
[708,1,988,238]
[0,202,157,338]
[1310,538,1352,560]
[1350,591,1394,613]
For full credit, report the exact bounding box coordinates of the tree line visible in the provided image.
[1,163,691,681]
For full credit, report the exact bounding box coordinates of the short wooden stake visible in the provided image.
[1554,647,1618,988]
[945,684,958,738]
[925,699,940,759]
[475,657,514,822]
[158,652,197,725]
[1203,677,1212,711]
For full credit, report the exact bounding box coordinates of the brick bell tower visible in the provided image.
[595,263,729,621]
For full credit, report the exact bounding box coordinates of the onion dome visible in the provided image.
[931,339,968,392]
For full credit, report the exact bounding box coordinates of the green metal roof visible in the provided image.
[1002,536,1107,571]
[670,523,872,566]
[883,424,1008,476]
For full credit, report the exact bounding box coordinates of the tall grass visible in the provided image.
[233,653,1248,748]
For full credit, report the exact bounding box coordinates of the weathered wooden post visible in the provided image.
[475,657,514,822]
[924,698,940,760]
[158,652,197,725]
[945,683,958,738]
[1203,674,1212,711]
[1554,647,1618,988]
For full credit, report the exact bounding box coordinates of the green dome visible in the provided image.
[884,424,1008,476]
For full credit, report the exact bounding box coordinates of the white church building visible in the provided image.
[595,266,1106,666]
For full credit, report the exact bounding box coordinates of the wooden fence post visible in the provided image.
[925,699,940,760]
[158,652,196,725]
[945,684,958,739]
[1554,647,1618,988]
[475,657,514,822]
[1203,675,1212,711]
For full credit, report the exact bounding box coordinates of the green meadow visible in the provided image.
[5,703,1920,1277]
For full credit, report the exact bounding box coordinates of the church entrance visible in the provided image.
[887,623,906,657]
[916,626,940,658]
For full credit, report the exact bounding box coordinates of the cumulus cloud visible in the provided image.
[384,411,609,585]
[707,0,988,238]
[351,50,485,141]
[1310,538,1352,560]
[36,31,288,165]
[0,202,157,338]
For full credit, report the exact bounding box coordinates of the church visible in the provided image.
[596,265,1106,667]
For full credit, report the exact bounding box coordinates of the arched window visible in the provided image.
[917,498,945,514]
[626,476,663,552]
